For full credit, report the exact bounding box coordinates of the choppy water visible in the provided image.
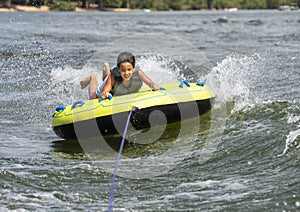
[0,10,299,211]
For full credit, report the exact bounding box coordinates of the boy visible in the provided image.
[80,52,160,100]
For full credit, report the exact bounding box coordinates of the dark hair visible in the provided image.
[117,52,135,68]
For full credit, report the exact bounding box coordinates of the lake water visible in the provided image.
[0,10,299,211]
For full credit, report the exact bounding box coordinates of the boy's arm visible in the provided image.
[100,74,113,99]
[138,69,160,90]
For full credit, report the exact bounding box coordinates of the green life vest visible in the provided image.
[110,66,142,96]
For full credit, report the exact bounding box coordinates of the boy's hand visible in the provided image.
[151,83,160,90]
[100,91,112,100]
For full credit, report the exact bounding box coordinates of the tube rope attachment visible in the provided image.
[108,106,136,212]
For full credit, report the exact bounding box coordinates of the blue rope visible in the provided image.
[108,108,134,212]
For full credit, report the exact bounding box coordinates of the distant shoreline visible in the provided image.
[1,5,299,12]
[0,5,134,12]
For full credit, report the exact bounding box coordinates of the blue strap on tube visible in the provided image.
[152,87,166,91]
[179,80,190,88]
[98,94,112,103]
[196,81,205,86]
[71,100,85,109]
[55,105,66,112]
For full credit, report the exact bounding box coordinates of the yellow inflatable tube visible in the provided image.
[52,81,215,139]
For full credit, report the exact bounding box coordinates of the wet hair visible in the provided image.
[117,52,135,68]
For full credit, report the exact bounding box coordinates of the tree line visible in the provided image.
[1,0,300,11]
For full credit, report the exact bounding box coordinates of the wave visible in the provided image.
[201,53,300,161]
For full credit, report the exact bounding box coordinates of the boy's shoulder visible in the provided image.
[111,67,119,76]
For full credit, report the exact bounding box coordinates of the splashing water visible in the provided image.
[204,54,263,113]
[136,54,185,85]
[50,66,99,104]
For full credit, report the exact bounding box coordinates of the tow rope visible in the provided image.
[108,107,135,212]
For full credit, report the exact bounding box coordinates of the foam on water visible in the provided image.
[278,128,300,157]
[287,114,300,124]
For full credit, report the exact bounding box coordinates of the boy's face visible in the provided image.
[118,62,134,82]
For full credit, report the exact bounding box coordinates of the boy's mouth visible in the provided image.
[123,75,131,79]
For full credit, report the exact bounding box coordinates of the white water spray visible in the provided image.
[204,54,262,113]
